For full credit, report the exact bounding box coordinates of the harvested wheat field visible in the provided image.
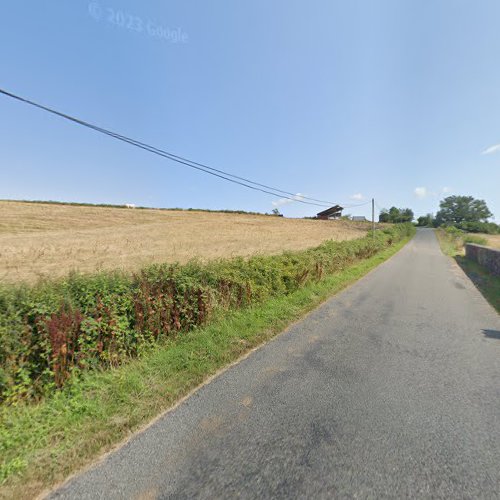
[0,201,371,284]
[482,234,500,249]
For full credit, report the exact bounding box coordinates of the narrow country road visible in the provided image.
[50,229,500,499]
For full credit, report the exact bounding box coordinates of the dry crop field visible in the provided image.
[0,201,370,284]
[481,234,500,249]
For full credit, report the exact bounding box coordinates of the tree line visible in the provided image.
[379,196,499,234]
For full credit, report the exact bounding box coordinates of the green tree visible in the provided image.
[379,207,414,223]
[379,209,390,223]
[417,213,434,227]
[435,196,493,226]
[400,208,414,223]
[389,207,400,222]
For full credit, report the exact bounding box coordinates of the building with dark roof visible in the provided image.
[316,205,343,220]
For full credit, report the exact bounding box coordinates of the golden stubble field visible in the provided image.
[482,234,500,249]
[0,201,371,284]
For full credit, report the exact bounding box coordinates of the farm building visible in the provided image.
[316,205,343,220]
[351,216,368,222]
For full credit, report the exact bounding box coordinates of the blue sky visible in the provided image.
[1,0,499,220]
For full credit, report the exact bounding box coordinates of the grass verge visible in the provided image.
[453,257,500,313]
[434,228,462,257]
[435,229,500,313]
[0,236,411,499]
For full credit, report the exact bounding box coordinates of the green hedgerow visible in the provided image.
[0,223,414,404]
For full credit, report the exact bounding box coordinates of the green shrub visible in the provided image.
[463,235,488,246]
[0,224,415,404]
[438,227,488,253]
[457,221,500,234]
[439,220,500,235]
[444,225,463,236]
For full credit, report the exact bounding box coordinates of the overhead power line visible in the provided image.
[343,200,372,209]
[0,88,357,208]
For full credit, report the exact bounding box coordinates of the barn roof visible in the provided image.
[316,205,343,217]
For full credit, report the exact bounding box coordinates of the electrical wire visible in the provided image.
[0,88,360,208]
[343,200,372,209]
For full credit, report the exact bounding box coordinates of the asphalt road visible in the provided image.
[50,229,500,499]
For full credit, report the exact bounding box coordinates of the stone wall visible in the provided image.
[465,243,500,276]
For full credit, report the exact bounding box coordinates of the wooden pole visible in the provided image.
[372,198,375,237]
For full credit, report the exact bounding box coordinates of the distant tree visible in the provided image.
[400,208,414,223]
[435,196,493,226]
[271,208,282,216]
[417,214,434,227]
[417,216,426,227]
[379,209,390,223]
[389,207,400,222]
[379,207,414,223]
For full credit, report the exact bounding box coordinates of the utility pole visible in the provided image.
[372,198,375,238]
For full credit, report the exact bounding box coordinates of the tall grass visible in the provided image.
[437,226,487,255]
[0,224,414,404]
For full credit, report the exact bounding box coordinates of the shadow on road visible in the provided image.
[454,256,500,314]
[482,329,500,340]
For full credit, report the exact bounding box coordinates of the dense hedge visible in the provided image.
[453,221,500,234]
[0,224,414,404]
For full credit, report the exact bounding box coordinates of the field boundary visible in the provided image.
[0,198,274,216]
[465,243,500,276]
